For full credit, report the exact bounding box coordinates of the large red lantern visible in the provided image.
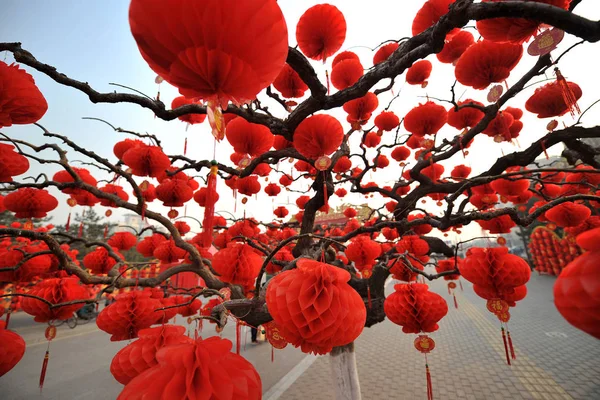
[455,41,523,90]
[122,145,171,178]
[293,114,344,160]
[110,325,193,385]
[0,322,26,377]
[525,81,583,118]
[107,232,138,251]
[404,101,448,137]
[129,0,288,108]
[0,144,30,182]
[545,202,591,228]
[117,336,261,400]
[437,30,474,64]
[4,188,58,219]
[211,243,263,287]
[273,64,309,99]
[412,0,458,37]
[330,58,364,91]
[266,259,366,355]
[97,291,163,341]
[0,61,48,128]
[21,277,89,322]
[296,4,346,62]
[554,228,600,339]
[226,117,274,157]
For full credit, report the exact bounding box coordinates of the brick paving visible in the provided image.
[277,273,600,400]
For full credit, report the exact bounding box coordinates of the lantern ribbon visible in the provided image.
[554,67,581,117]
[426,364,433,400]
[501,327,511,366]
[201,162,218,248]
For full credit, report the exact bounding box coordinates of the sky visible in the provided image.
[1,0,599,243]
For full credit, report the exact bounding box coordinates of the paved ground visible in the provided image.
[278,273,600,400]
[2,272,598,399]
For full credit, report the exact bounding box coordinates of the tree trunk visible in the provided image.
[330,342,361,400]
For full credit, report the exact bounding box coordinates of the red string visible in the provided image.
[65,212,71,232]
[325,70,330,95]
[183,137,188,156]
[507,330,516,360]
[541,140,549,160]
[501,328,511,366]
[39,349,50,391]
[201,164,218,248]
[367,285,372,310]
[459,280,463,291]
[555,67,581,117]
[235,320,241,355]
[453,294,458,309]
[78,222,84,238]
[103,224,108,239]
[271,345,275,363]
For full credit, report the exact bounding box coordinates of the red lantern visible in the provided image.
[374,111,400,132]
[545,202,592,228]
[404,101,448,137]
[211,243,262,287]
[447,99,485,130]
[266,259,366,355]
[406,60,433,86]
[274,206,289,219]
[129,0,288,107]
[110,325,193,385]
[0,322,26,377]
[4,188,58,219]
[107,232,138,251]
[525,81,583,118]
[343,92,379,124]
[122,145,171,178]
[296,4,346,62]
[293,114,344,159]
[171,96,206,125]
[451,165,471,180]
[136,234,167,257]
[330,59,364,91]
[0,61,48,128]
[114,139,144,161]
[21,277,89,322]
[373,42,399,65]
[0,144,30,182]
[273,64,309,99]
[437,30,474,64]
[236,176,262,197]
[345,236,382,273]
[554,228,600,339]
[153,240,187,264]
[99,184,130,207]
[117,336,261,400]
[455,41,523,90]
[226,117,274,157]
[83,247,121,274]
[461,247,530,291]
[385,283,448,333]
[97,291,163,341]
[155,178,194,207]
[412,0,458,37]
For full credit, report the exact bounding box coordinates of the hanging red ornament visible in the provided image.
[0,61,48,128]
[0,321,26,377]
[200,162,219,248]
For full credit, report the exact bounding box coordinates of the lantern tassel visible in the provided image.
[78,221,84,238]
[501,327,511,366]
[235,320,241,355]
[426,364,433,400]
[367,285,372,310]
[453,294,458,309]
[323,181,328,214]
[199,319,203,333]
[271,345,275,363]
[554,67,580,117]
[201,162,219,248]
[104,224,108,239]
[459,280,463,291]
[184,137,188,155]
[325,70,330,95]
[65,212,71,232]
[507,330,516,360]
[39,349,50,391]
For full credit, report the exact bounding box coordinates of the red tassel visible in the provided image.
[447,285,451,295]
[199,319,203,333]
[367,285,372,310]
[271,345,274,363]
[554,67,581,117]
[501,327,511,365]
[183,137,188,155]
[103,224,108,239]
[453,294,458,309]
[201,163,218,248]
[39,350,50,390]
[235,320,241,355]
[325,70,330,95]
[141,201,146,221]
[459,280,463,291]
[541,140,549,160]
[65,212,71,232]
[78,222,84,238]
[426,364,433,400]
[95,303,99,313]
[507,330,516,360]
[5,309,11,329]
[323,181,328,214]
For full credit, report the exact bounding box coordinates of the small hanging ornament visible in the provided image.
[527,28,564,57]
[40,324,57,390]
[487,84,503,103]
[167,209,179,219]
[201,161,219,248]
[65,198,77,232]
[414,335,436,400]
[206,101,225,141]
[554,67,581,117]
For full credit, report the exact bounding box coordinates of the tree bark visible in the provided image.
[330,342,361,400]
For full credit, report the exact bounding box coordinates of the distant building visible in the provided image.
[112,213,154,237]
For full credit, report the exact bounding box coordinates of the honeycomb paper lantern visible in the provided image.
[3,188,58,219]
[21,277,89,322]
[296,4,346,62]
[0,144,30,182]
[384,283,448,333]
[110,325,193,385]
[461,247,531,291]
[0,61,48,128]
[97,291,163,341]
[211,243,263,286]
[266,259,367,355]
[117,336,261,400]
[0,322,26,377]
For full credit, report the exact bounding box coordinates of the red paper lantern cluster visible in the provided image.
[84,247,121,274]
[97,291,163,341]
[110,325,193,385]
[0,61,48,128]
[136,234,167,258]
[21,277,89,322]
[554,228,600,339]
[118,336,261,400]
[528,226,583,276]
[3,188,58,219]
[266,259,366,355]
[0,321,26,377]
[129,0,288,107]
